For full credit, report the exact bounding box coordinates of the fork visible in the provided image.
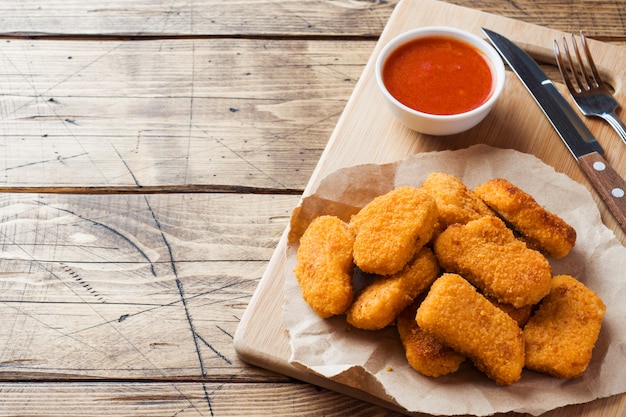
[553,32,626,146]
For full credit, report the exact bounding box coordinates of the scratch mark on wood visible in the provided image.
[202,383,214,417]
[0,286,110,355]
[184,43,196,185]
[61,263,106,303]
[215,325,233,339]
[38,202,157,276]
[113,145,142,188]
[0,217,207,415]
[0,184,302,195]
[134,130,154,153]
[143,193,214,415]
[210,136,288,188]
[1,152,88,172]
[149,342,178,348]
[195,332,232,365]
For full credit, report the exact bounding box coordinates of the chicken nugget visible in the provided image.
[397,299,466,377]
[416,273,525,385]
[294,215,355,318]
[350,186,438,276]
[524,274,605,379]
[488,297,533,327]
[474,178,576,259]
[422,172,494,231]
[434,216,551,307]
[346,246,440,330]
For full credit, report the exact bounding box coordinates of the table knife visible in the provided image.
[482,28,626,234]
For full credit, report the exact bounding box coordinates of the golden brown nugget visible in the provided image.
[397,299,466,377]
[434,216,552,307]
[524,274,606,379]
[346,247,440,330]
[294,215,355,318]
[422,172,494,231]
[416,273,525,385]
[474,178,576,259]
[350,186,438,276]
[488,297,533,327]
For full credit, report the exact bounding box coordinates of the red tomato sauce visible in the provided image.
[382,36,493,115]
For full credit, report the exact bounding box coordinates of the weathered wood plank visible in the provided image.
[447,0,626,38]
[0,193,298,380]
[0,38,370,189]
[0,382,407,417]
[0,0,399,38]
[1,0,626,38]
[0,35,624,192]
[0,382,623,417]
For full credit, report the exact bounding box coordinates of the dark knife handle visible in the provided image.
[578,152,626,234]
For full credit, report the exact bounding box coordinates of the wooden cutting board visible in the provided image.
[234,0,626,415]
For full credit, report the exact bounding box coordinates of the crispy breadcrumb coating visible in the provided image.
[350,186,438,276]
[397,299,466,377]
[488,297,533,327]
[474,178,576,259]
[294,215,355,318]
[524,274,606,379]
[434,216,552,307]
[422,172,494,232]
[346,247,440,330]
[416,273,525,385]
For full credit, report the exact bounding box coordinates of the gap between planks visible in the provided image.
[0,185,303,195]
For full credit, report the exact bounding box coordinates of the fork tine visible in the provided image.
[554,31,626,146]
[568,33,591,90]
[580,31,603,88]
[553,38,578,93]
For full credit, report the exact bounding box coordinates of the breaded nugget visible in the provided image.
[294,215,355,318]
[434,216,552,307]
[474,178,576,259]
[397,299,466,377]
[524,274,606,379]
[350,186,438,276]
[416,273,525,385]
[422,172,494,231]
[346,247,440,330]
[488,297,533,327]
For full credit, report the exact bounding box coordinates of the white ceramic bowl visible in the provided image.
[375,26,505,136]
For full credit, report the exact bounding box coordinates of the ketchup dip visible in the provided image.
[382,36,494,115]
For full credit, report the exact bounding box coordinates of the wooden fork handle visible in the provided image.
[578,151,626,234]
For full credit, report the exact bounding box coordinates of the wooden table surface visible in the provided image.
[0,1,625,416]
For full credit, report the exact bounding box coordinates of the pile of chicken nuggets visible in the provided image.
[294,172,606,385]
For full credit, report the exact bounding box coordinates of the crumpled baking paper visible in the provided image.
[283,145,626,416]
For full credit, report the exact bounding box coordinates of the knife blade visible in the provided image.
[482,28,626,234]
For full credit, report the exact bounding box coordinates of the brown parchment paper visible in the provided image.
[283,145,626,416]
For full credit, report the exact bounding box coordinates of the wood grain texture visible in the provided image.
[0,383,623,417]
[578,152,626,233]
[0,38,371,190]
[2,381,623,416]
[1,0,625,38]
[0,0,624,415]
[0,193,297,381]
[0,0,399,37]
[447,0,626,38]
[0,382,406,417]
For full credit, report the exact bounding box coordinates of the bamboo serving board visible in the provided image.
[234,0,626,415]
